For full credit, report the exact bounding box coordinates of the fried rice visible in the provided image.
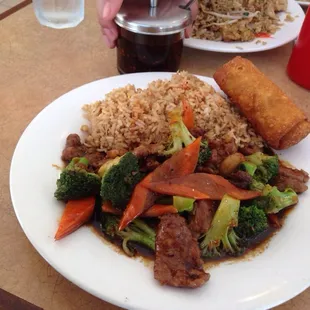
[192,0,288,42]
[82,72,263,152]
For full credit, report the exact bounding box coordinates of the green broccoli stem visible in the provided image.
[263,185,298,214]
[200,194,241,256]
[240,161,257,176]
[173,196,195,212]
[228,230,240,249]
[120,230,155,256]
[131,219,156,239]
[66,157,89,169]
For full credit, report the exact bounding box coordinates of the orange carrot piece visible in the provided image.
[144,173,261,201]
[102,201,177,217]
[55,197,95,240]
[182,99,194,130]
[143,204,178,217]
[101,201,122,215]
[119,138,202,230]
[255,32,271,38]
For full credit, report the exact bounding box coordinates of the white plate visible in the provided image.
[184,0,305,53]
[10,72,310,310]
[297,1,310,7]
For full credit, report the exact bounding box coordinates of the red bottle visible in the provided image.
[287,8,310,90]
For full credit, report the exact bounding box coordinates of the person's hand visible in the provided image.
[96,0,123,48]
[97,0,198,49]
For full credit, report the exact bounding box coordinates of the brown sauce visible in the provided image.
[117,27,183,74]
[89,206,294,267]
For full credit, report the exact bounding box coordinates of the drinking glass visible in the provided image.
[33,0,84,29]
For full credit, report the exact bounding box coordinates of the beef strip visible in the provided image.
[85,151,107,171]
[272,164,309,193]
[61,134,86,163]
[198,139,238,174]
[239,144,263,156]
[188,200,215,239]
[65,133,82,147]
[61,134,107,171]
[209,139,238,160]
[154,214,210,288]
[145,156,161,171]
[190,127,206,138]
[228,170,252,189]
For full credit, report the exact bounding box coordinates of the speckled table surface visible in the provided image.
[0,2,309,310]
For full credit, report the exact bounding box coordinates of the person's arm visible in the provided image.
[97,0,198,49]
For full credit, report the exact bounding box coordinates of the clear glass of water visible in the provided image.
[33,0,84,29]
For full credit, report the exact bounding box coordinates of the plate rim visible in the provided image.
[9,72,310,310]
[297,1,310,6]
[184,0,305,53]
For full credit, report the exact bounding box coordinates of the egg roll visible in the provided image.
[213,56,310,150]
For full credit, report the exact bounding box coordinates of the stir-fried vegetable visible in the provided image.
[144,173,261,200]
[239,152,279,191]
[101,214,155,256]
[219,153,245,176]
[100,152,145,209]
[173,196,195,212]
[119,138,202,230]
[54,157,101,201]
[262,185,298,214]
[162,107,211,166]
[102,201,177,217]
[55,196,95,240]
[235,205,268,239]
[182,99,194,131]
[200,194,243,258]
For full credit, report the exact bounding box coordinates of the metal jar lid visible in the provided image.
[115,0,192,36]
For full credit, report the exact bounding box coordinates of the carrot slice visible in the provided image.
[255,32,271,38]
[102,201,177,217]
[102,201,122,215]
[55,196,95,240]
[144,173,261,201]
[182,99,194,130]
[119,138,201,230]
[143,204,178,217]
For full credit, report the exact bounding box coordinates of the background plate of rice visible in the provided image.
[184,0,305,53]
[10,72,310,310]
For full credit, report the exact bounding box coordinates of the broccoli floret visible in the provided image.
[200,194,244,258]
[235,205,268,239]
[163,107,211,165]
[239,161,257,176]
[238,152,279,191]
[246,152,279,183]
[249,196,270,210]
[198,141,212,166]
[250,179,265,192]
[262,185,298,214]
[101,214,155,256]
[54,157,101,201]
[99,152,145,209]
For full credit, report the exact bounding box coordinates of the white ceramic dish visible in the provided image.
[10,72,310,310]
[184,0,305,53]
[297,1,310,7]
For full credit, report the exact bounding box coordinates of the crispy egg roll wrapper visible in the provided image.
[213,56,310,150]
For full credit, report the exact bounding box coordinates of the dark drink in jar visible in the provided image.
[115,0,191,74]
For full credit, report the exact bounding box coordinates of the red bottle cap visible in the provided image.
[287,8,310,90]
